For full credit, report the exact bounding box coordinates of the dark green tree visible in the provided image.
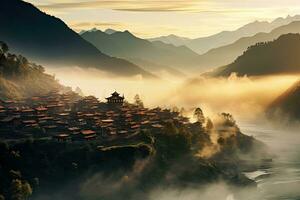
[10,179,32,200]
[194,107,205,124]
[134,94,144,108]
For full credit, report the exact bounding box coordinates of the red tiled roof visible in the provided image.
[81,130,96,135]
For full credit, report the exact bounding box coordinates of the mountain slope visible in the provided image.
[149,15,300,54]
[211,33,300,76]
[0,41,63,99]
[197,21,300,72]
[81,30,200,74]
[0,0,154,78]
[267,80,300,121]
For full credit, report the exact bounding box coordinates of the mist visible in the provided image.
[46,67,298,121]
[32,66,300,200]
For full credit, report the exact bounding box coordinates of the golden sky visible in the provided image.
[26,0,300,38]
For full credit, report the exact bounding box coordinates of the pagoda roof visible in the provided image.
[106,91,124,99]
[112,91,120,96]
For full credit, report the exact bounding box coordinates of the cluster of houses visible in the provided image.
[0,90,189,142]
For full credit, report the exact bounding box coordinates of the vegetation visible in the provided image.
[267,80,300,122]
[202,21,300,74]
[133,94,144,108]
[0,42,62,99]
[0,107,269,200]
[213,33,300,76]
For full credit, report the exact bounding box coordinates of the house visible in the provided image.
[80,130,97,140]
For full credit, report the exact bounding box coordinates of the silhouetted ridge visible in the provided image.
[0,0,154,77]
[211,33,300,76]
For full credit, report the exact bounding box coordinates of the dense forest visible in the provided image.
[0,110,269,200]
[212,33,300,76]
[0,41,62,99]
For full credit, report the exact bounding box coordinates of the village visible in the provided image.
[0,90,190,143]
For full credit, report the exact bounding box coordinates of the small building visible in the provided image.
[53,134,71,142]
[106,91,124,106]
[80,130,97,140]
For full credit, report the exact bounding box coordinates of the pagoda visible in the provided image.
[106,91,124,105]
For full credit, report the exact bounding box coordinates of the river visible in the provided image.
[239,121,300,200]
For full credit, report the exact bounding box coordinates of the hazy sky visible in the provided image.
[26,0,300,38]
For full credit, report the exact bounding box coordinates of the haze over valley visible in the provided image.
[2,0,300,200]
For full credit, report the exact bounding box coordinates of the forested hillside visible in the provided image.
[0,42,62,99]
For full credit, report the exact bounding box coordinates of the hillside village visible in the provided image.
[0,90,189,143]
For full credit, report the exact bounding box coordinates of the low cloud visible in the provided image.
[36,0,199,12]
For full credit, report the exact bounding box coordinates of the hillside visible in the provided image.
[0,42,62,99]
[0,108,269,200]
[210,33,300,77]
[0,0,154,78]
[149,15,300,54]
[200,22,300,74]
[81,30,200,75]
[267,80,300,121]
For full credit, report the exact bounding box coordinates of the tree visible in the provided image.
[194,107,205,124]
[0,42,8,60]
[0,42,8,54]
[10,179,32,200]
[179,107,185,116]
[134,94,144,108]
[220,113,236,127]
[172,106,179,113]
[205,117,214,130]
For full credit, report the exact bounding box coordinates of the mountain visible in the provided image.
[0,41,63,99]
[81,30,201,75]
[267,80,300,121]
[210,33,300,77]
[105,28,117,34]
[197,21,300,73]
[79,28,99,35]
[148,34,191,47]
[150,15,300,54]
[0,0,154,78]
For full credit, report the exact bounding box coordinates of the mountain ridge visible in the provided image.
[210,33,300,77]
[0,0,155,78]
[149,15,300,54]
[196,21,300,73]
[81,29,201,75]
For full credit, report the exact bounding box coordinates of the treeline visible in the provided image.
[0,41,61,99]
[214,33,300,76]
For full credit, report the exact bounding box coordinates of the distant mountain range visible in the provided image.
[82,18,300,75]
[196,21,300,73]
[149,15,300,54]
[267,80,300,121]
[81,30,202,75]
[148,34,191,47]
[0,0,154,78]
[209,33,300,76]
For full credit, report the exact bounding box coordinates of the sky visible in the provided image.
[25,0,300,38]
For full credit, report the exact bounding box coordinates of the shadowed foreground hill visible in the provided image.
[210,33,300,77]
[0,113,270,200]
[0,0,154,78]
[267,80,300,121]
[0,42,62,99]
